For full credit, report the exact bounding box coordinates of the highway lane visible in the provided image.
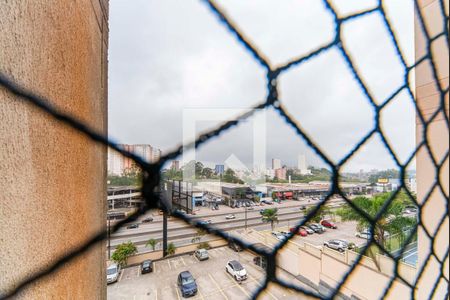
[108,212,306,249]
[112,204,306,237]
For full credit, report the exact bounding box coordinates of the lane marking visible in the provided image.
[197,287,205,300]
[247,273,278,300]
[180,256,187,267]
[118,269,124,282]
[209,273,229,300]
[137,267,140,277]
[155,288,158,300]
[235,280,251,298]
[175,284,181,300]
[168,259,172,270]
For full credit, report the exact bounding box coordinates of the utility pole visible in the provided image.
[163,212,168,257]
[107,217,111,259]
[245,205,248,231]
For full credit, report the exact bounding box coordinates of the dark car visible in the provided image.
[141,259,153,274]
[142,217,153,223]
[307,223,325,234]
[177,271,197,297]
[228,241,243,252]
[126,224,139,229]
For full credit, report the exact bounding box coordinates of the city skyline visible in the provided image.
[108,0,416,173]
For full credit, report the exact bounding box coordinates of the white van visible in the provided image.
[106,263,121,284]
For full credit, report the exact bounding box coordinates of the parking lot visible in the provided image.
[108,247,304,300]
[271,221,364,248]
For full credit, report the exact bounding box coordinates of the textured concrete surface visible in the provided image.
[0,0,108,298]
[415,0,449,299]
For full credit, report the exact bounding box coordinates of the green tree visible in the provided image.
[167,242,177,256]
[197,242,211,250]
[191,228,207,244]
[201,167,215,179]
[261,208,279,231]
[111,241,137,267]
[304,205,332,223]
[223,168,244,184]
[337,193,416,249]
[146,238,158,251]
[195,162,204,177]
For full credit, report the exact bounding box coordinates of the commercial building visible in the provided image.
[107,186,142,210]
[215,164,225,175]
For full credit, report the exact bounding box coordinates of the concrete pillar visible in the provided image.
[0,0,108,298]
[415,0,449,299]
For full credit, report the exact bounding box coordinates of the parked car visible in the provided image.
[356,229,389,240]
[228,241,243,252]
[320,220,337,229]
[271,231,287,241]
[226,260,247,281]
[261,199,273,204]
[126,224,139,229]
[194,249,209,261]
[307,223,325,234]
[142,217,153,223]
[141,259,153,274]
[225,214,236,220]
[106,263,120,284]
[335,239,356,250]
[177,271,198,297]
[324,239,348,252]
[300,226,314,234]
[355,229,372,240]
[404,206,418,215]
[198,219,212,225]
[290,227,308,237]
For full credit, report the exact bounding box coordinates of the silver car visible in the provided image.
[106,263,120,284]
[324,239,348,252]
[194,249,209,261]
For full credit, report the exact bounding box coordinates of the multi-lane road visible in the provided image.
[108,203,310,253]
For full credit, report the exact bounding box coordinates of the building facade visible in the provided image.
[215,164,225,175]
[298,154,311,175]
[272,158,281,170]
[0,1,108,298]
[107,144,162,175]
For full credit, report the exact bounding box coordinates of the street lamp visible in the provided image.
[245,204,247,231]
[107,217,111,259]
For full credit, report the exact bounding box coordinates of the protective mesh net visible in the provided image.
[0,0,448,299]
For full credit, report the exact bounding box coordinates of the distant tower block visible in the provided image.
[298,154,311,175]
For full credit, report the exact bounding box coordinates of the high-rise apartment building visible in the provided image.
[171,160,180,170]
[298,154,311,175]
[107,144,161,175]
[272,158,281,170]
[275,167,287,180]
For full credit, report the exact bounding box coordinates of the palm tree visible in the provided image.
[337,192,416,249]
[167,242,177,256]
[261,208,279,231]
[191,228,206,244]
[146,238,158,251]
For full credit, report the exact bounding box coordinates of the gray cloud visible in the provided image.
[108,0,415,172]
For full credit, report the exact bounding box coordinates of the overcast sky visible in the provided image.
[108,0,416,172]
